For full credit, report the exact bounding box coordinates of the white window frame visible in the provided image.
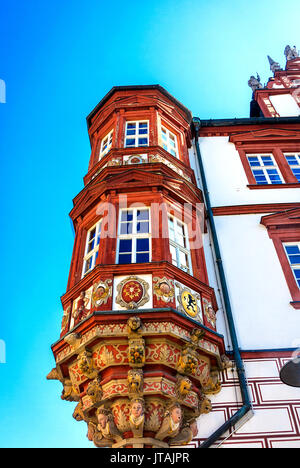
[124,121,149,148]
[283,241,300,289]
[161,125,179,159]
[116,207,151,264]
[168,215,192,275]
[247,153,284,185]
[284,153,300,182]
[82,220,102,277]
[99,129,113,160]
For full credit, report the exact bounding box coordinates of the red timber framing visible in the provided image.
[261,208,300,309]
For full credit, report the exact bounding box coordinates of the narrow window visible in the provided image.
[82,221,101,276]
[117,208,151,264]
[284,242,300,288]
[284,153,300,182]
[125,121,149,148]
[168,216,192,274]
[247,154,284,185]
[99,130,113,159]
[161,126,179,158]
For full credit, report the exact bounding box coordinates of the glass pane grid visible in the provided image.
[284,243,300,289]
[125,121,149,148]
[284,153,300,182]
[117,208,151,264]
[247,154,283,185]
[161,126,178,159]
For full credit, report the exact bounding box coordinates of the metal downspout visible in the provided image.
[192,118,252,448]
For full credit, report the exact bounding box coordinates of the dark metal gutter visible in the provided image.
[196,116,300,127]
[193,117,252,448]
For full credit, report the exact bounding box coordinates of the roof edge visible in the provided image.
[86,85,193,129]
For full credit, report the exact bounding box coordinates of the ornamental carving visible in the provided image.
[129,398,145,437]
[86,375,103,405]
[155,402,183,441]
[88,407,122,447]
[128,338,146,367]
[61,379,80,402]
[128,369,144,396]
[61,305,71,334]
[153,277,175,303]
[127,316,143,335]
[91,279,112,308]
[78,350,98,379]
[177,345,199,376]
[203,298,217,328]
[176,375,192,400]
[116,276,150,309]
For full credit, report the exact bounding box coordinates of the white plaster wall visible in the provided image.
[190,137,300,207]
[269,94,300,117]
[213,214,300,350]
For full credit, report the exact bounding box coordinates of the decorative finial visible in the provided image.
[248,73,263,92]
[284,45,299,61]
[267,56,282,73]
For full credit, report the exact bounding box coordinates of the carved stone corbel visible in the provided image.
[129,398,145,438]
[155,402,183,441]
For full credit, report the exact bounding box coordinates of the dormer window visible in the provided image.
[99,130,113,159]
[125,121,149,148]
[161,126,179,158]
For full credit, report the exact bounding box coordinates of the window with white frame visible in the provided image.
[117,208,151,264]
[284,153,300,182]
[99,130,113,160]
[168,216,192,274]
[247,154,284,185]
[284,242,300,288]
[82,221,101,277]
[124,121,149,148]
[161,126,179,158]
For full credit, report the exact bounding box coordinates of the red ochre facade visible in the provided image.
[48,86,227,448]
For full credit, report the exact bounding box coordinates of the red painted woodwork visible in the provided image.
[261,208,300,307]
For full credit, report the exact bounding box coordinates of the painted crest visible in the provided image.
[153,277,175,303]
[116,276,149,309]
[92,279,112,308]
[176,283,201,320]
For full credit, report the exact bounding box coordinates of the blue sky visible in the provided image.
[0,0,299,448]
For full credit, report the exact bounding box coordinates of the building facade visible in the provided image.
[48,46,300,448]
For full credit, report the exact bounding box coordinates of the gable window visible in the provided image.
[284,153,300,182]
[284,242,300,288]
[117,208,151,264]
[168,216,192,274]
[247,154,284,185]
[125,121,149,148]
[82,221,101,277]
[161,126,179,158]
[99,130,113,159]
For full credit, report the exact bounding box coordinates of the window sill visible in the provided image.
[290,301,300,310]
[248,183,300,190]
